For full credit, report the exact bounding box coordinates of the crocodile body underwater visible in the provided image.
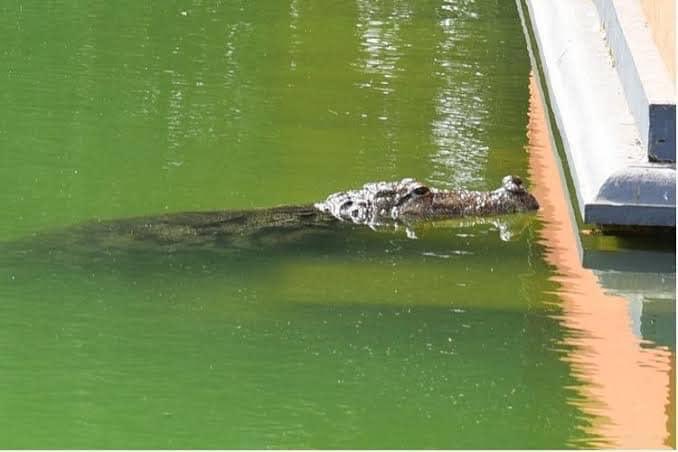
[12,175,539,254]
[79,175,537,248]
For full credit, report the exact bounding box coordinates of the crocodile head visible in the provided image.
[315,175,539,226]
[397,175,540,220]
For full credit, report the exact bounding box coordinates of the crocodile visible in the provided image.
[10,175,538,255]
[76,174,537,249]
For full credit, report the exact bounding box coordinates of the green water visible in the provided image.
[0,1,672,449]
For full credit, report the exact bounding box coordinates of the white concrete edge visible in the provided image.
[515,0,585,261]
[521,0,675,227]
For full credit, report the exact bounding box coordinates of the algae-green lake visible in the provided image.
[0,0,673,448]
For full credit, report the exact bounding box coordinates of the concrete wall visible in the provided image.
[593,0,676,162]
[640,0,676,80]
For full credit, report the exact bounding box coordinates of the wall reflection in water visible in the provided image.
[526,72,675,448]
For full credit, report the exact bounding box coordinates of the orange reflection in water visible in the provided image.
[526,72,675,448]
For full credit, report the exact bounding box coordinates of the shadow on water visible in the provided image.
[1,209,541,308]
[0,209,587,449]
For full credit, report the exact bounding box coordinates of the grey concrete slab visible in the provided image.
[587,164,675,226]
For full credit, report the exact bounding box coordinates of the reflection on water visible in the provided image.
[430,0,489,189]
[355,0,411,95]
[288,0,301,71]
[526,72,675,448]
[354,0,414,173]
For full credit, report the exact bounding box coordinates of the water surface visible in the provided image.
[0,0,673,448]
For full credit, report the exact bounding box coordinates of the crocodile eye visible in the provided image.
[412,186,430,196]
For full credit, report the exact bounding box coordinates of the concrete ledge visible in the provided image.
[587,165,675,226]
[520,0,676,227]
[593,0,676,162]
